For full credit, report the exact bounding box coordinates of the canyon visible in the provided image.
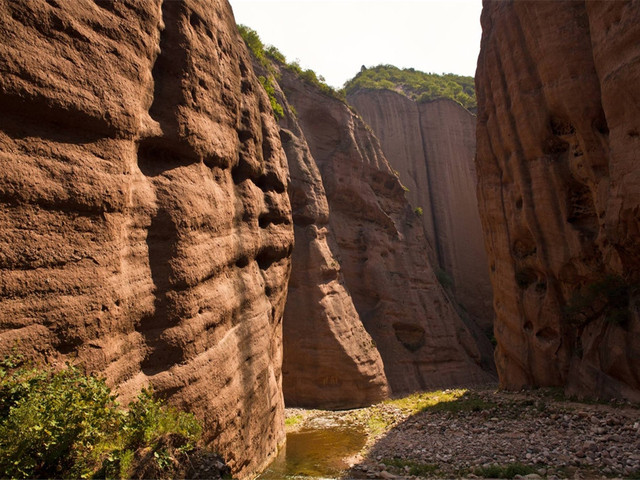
[274,66,495,403]
[0,0,493,476]
[1,0,639,477]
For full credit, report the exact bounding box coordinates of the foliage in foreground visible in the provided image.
[0,358,201,479]
[344,64,477,111]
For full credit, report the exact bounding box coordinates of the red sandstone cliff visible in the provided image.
[476,0,640,401]
[348,90,493,334]
[0,1,293,476]
[278,69,496,393]
[277,85,390,408]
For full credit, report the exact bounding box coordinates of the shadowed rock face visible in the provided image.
[0,1,293,476]
[278,70,496,394]
[279,110,390,409]
[348,90,493,334]
[476,0,640,401]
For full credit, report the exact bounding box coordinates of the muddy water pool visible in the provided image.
[257,425,366,479]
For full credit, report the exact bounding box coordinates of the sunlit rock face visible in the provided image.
[0,1,294,476]
[348,90,494,336]
[278,69,496,395]
[476,0,640,401]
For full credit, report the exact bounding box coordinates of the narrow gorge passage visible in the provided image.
[1,0,639,478]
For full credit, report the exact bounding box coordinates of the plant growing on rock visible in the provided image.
[258,76,284,119]
[563,274,637,327]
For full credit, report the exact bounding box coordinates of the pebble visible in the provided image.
[344,388,640,479]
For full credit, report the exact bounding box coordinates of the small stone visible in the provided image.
[379,471,397,479]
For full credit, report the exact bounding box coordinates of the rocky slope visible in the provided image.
[278,69,495,394]
[476,0,640,401]
[0,0,293,476]
[348,90,493,333]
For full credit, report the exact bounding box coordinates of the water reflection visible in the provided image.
[258,426,366,479]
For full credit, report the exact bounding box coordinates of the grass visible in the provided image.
[384,389,468,414]
[355,389,498,438]
[384,389,496,414]
[382,458,439,476]
[366,412,392,436]
[284,414,304,429]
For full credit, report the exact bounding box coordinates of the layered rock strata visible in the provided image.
[0,0,293,476]
[278,94,390,408]
[278,69,496,393]
[476,0,640,400]
[348,90,493,333]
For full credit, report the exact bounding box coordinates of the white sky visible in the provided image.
[228,0,483,89]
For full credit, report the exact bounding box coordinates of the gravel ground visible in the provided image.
[286,387,640,479]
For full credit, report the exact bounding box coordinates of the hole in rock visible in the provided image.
[550,116,575,136]
[566,182,598,238]
[256,246,287,271]
[393,323,426,352]
[536,327,558,341]
[137,139,194,177]
[256,172,286,194]
[235,256,250,268]
[515,268,538,289]
[515,197,523,210]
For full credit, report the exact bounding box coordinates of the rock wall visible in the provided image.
[279,70,496,393]
[278,100,390,408]
[0,0,293,476]
[476,0,640,401]
[348,91,493,334]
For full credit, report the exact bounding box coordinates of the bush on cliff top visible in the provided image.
[237,24,345,106]
[0,357,201,479]
[344,64,477,111]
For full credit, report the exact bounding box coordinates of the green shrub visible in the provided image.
[0,359,201,479]
[265,45,286,64]
[414,206,423,216]
[237,24,269,69]
[344,64,477,111]
[238,25,345,104]
[258,75,284,119]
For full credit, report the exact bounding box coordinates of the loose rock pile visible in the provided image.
[292,388,640,479]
